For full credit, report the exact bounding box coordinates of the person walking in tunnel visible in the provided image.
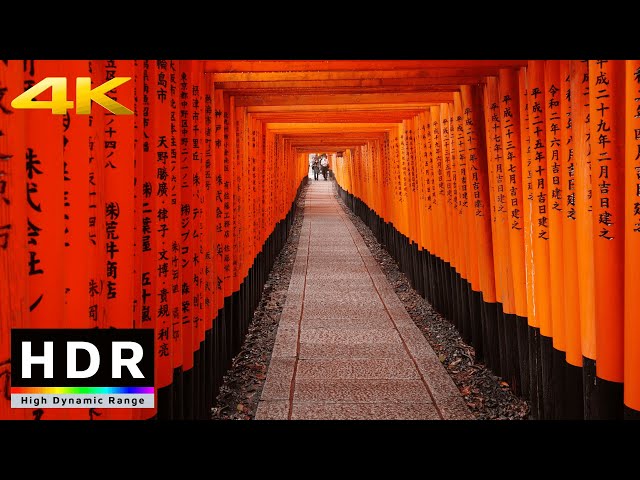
[320,154,330,180]
[312,155,320,180]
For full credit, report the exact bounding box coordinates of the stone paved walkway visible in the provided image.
[255,179,473,420]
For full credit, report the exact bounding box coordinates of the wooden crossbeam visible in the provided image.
[205,60,527,72]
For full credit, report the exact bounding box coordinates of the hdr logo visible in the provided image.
[10,77,133,115]
[10,329,154,409]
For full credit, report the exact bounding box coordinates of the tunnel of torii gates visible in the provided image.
[0,59,639,421]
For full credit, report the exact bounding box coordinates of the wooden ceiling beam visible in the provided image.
[283,133,387,140]
[211,68,514,82]
[234,92,454,106]
[223,86,461,96]
[205,60,527,72]
[214,76,485,90]
[249,111,426,122]
[246,103,436,113]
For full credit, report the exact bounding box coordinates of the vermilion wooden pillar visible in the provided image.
[484,76,512,382]
[499,68,529,399]
[460,85,497,369]
[0,61,28,420]
[543,60,567,419]
[570,60,597,419]
[25,60,67,420]
[624,59,640,419]
[526,60,553,419]
[589,60,625,419]
[559,60,584,419]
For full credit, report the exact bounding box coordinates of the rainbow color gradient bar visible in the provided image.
[11,387,154,394]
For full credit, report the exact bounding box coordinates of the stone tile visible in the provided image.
[350,241,369,252]
[302,303,386,317]
[304,289,378,300]
[304,279,374,290]
[370,287,395,301]
[304,294,383,309]
[271,329,299,358]
[304,289,380,300]
[374,285,403,302]
[361,257,381,270]
[305,297,380,309]
[287,278,307,292]
[291,265,308,276]
[296,358,420,380]
[396,325,440,361]
[306,266,369,275]
[307,249,359,255]
[368,272,390,285]
[293,379,430,403]
[261,358,296,401]
[305,261,365,268]
[299,342,408,360]
[309,248,357,253]
[307,247,360,254]
[386,309,417,329]
[415,357,465,401]
[299,328,402,346]
[433,394,474,420]
[280,304,302,320]
[265,357,297,379]
[287,277,306,289]
[307,260,361,267]
[392,318,425,337]
[301,316,392,330]
[277,311,300,331]
[290,402,440,420]
[255,400,290,420]
[304,272,371,279]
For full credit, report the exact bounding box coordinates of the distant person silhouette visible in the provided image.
[320,155,329,180]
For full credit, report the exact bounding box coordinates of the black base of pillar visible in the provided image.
[482,302,499,374]
[582,357,624,420]
[495,302,507,381]
[503,313,521,396]
[193,340,203,419]
[624,405,640,420]
[550,344,566,420]
[460,281,472,346]
[563,361,584,420]
[156,371,175,420]
[469,290,483,362]
[182,366,194,420]
[204,328,213,418]
[539,334,556,420]
[231,290,241,355]
[171,366,183,420]
[528,326,543,420]
[515,315,530,400]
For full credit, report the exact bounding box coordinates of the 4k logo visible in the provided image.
[10,77,133,115]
